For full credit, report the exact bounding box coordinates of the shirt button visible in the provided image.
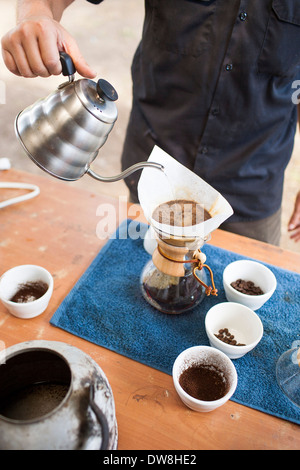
[201,147,208,154]
[225,63,233,71]
[211,107,220,116]
[239,12,248,21]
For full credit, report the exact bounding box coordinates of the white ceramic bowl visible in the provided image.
[0,265,53,319]
[223,259,277,310]
[172,345,237,412]
[205,302,264,359]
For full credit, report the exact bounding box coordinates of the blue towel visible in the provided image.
[51,219,300,425]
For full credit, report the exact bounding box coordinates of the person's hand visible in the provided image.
[1,16,96,78]
[288,191,300,242]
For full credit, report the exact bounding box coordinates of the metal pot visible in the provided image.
[15,52,163,182]
[0,340,118,450]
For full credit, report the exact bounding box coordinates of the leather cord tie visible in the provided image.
[156,246,218,297]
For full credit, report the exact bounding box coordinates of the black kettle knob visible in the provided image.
[96,79,118,101]
[59,52,76,76]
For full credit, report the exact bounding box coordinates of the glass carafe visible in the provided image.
[140,231,211,314]
[276,345,300,408]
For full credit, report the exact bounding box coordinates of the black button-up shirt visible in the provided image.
[87,0,300,222]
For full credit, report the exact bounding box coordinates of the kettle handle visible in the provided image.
[59,51,76,77]
[89,384,110,450]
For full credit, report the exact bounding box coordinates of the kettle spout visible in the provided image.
[86,161,164,182]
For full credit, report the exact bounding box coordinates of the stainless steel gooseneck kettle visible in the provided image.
[15,52,163,182]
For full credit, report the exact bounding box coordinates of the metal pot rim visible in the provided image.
[0,344,73,425]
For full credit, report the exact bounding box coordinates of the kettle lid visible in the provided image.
[74,78,118,124]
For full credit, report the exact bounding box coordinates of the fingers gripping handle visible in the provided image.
[59,51,76,77]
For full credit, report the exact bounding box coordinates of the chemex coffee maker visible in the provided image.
[14,52,163,182]
[138,146,233,314]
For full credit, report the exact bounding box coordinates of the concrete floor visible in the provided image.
[0,0,299,253]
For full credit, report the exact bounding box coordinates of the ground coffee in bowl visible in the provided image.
[179,363,229,401]
[10,281,49,303]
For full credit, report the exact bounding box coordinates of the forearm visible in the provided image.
[16,0,75,23]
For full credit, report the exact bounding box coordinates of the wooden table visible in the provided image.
[0,169,299,450]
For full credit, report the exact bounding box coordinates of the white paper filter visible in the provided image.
[137,145,233,239]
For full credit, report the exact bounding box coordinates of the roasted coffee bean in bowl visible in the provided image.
[205,302,264,359]
[223,260,277,310]
[172,346,237,412]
